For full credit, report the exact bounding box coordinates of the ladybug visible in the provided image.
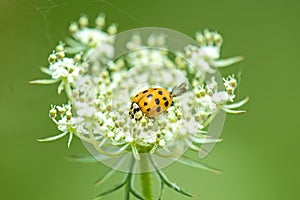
[129,83,187,120]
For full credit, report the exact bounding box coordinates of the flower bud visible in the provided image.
[95,13,105,28]
[107,24,118,35]
[200,88,206,97]
[79,15,88,28]
[229,78,237,88]
[101,70,109,79]
[147,122,154,130]
[227,87,233,95]
[213,33,223,46]
[196,32,205,45]
[175,110,182,120]
[48,54,56,63]
[73,54,81,63]
[49,108,57,118]
[141,118,147,126]
[58,107,66,115]
[69,22,78,34]
[56,44,64,52]
[204,30,212,42]
[56,51,65,60]
[66,110,72,120]
[159,139,166,146]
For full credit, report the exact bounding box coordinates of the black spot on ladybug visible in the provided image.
[155,98,160,105]
[142,90,148,94]
[163,97,167,101]
[154,88,157,90]
[147,94,153,99]
[130,103,133,109]
[144,102,148,106]
[147,108,151,112]
[135,94,139,97]
[133,107,140,113]
[164,101,169,107]
[158,91,163,95]
[156,106,161,112]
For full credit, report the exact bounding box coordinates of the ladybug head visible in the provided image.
[129,102,143,121]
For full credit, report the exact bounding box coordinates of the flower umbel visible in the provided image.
[31,14,248,200]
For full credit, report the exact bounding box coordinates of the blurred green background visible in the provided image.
[1,0,299,199]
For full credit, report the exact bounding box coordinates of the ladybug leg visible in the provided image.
[149,116,155,121]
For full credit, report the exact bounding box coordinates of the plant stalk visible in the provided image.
[140,155,153,200]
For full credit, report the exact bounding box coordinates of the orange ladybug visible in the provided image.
[129,83,187,120]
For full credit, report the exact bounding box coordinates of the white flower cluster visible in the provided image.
[66,14,116,73]
[37,103,76,148]
[69,14,117,47]
[126,34,174,68]
[32,15,248,162]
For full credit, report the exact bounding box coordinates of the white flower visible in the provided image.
[49,58,81,83]
[33,15,249,200]
[35,24,248,174]
[212,91,229,104]
[199,46,220,60]
[75,102,96,118]
[159,139,166,147]
[74,27,109,47]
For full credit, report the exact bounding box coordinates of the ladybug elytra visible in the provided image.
[129,83,187,120]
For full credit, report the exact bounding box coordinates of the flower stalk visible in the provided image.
[140,156,153,200]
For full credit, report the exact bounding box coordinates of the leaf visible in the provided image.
[176,156,222,174]
[29,79,59,84]
[94,175,128,200]
[130,188,145,200]
[66,155,99,163]
[212,56,244,68]
[93,182,125,200]
[94,168,117,186]
[94,155,128,186]
[157,170,197,198]
[37,131,68,142]
[158,175,165,199]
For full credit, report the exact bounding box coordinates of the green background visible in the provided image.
[1,0,299,199]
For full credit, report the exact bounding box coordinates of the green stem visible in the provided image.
[140,156,153,200]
